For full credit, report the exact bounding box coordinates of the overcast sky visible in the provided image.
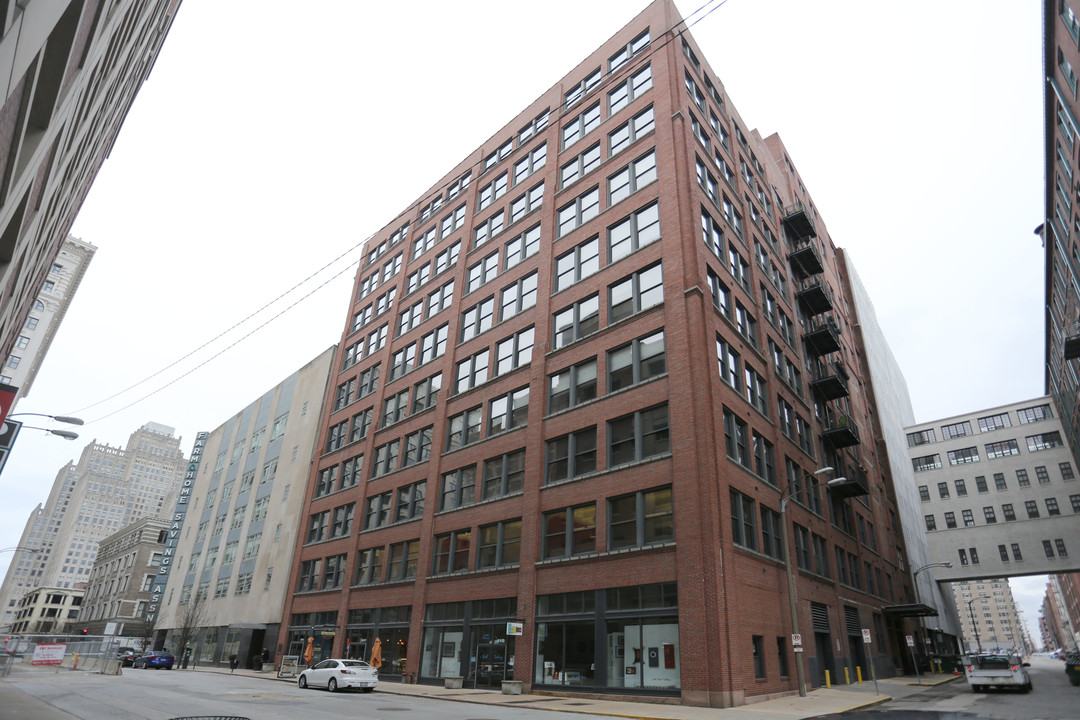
[1,1,1051,644]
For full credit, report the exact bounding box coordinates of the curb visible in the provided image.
[906,675,963,687]
[832,694,893,713]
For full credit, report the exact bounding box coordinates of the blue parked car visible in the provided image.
[133,651,175,669]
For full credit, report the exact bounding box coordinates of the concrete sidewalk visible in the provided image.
[194,664,962,720]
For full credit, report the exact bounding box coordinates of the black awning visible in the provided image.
[881,603,939,617]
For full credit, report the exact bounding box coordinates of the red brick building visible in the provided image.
[278,0,918,706]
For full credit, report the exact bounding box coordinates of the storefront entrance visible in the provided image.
[473,643,507,687]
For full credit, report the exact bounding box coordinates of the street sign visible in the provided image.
[905,635,915,647]
[507,622,523,636]
[793,646,804,653]
[791,633,802,646]
[862,629,872,644]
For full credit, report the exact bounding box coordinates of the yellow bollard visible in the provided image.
[844,667,850,685]
[857,666,863,684]
[825,669,831,688]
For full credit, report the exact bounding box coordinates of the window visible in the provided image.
[609,29,650,71]
[962,509,974,527]
[937,482,950,499]
[907,429,937,446]
[340,454,363,489]
[370,440,400,478]
[610,105,655,156]
[488,386,529,434]
[412,373,441,413]
[500,271,538,320]
[466,251,500,293]
[734,302,757,345]
[752,431,776,483]
[716,336,740,390]
[482,449,525,500]
[432,529,472,574]
[446,406,482,451]
[401,426,433,467]
[608,202,660,262]
[330,504,355,538]
[608,329,665,392]
[307,511,330,543]
[918,485,930,502]
[440,466,477,511]
[947,447,980,465]
[1037,465,1051,484]
[955,479,968,496]
[723,407,750,468]
[730,489,757,550]
[421,324,447,361]
[386,540,419,581]
[545,426,597,483]
[561,143,601,188]
[555,236,600,292]
[325,421,348,453]
[752,635,766,679]
[985,440,1020,458]
[364,492,393,530]
[477,519,522,569]
[697,158,720,204]
[434,244,460,276]
[518,110,549,143]
[940,421,972,439]
[1044,540,1056,559]
[944,512,956,528]
[297,560,322,592]
[565,68,601,108]
[760,506,782,559]
[1025,500,1040,519]
[708,268,731,317]
[549,359,598,413]
[1017,404,1052,423]
[350,408,372,443]
[975,476,988,493]
[912,454,942,472]
[557,187,600,237]
[454,350,489,394]
[609,486,673,550]
[382,388,410,427]
[474,210,505,247]
[925,515,936,531]
[494,326,534,376]
[563,102,601,149]
[609,262,663,322]
[977,412,1011,432]
[608,64,652,114]
[1011,543,1023,561]
[460,297,495,342]
[994,473,1007,491]
[397,301,424,336]
[744,364,768,417]
[1056,539,1068,557]
[1061,462,1075,480]
[513,143,547,185]
[412,226,437,261]
[1046,498,1061,516]
[509,182,544,223]
[1027,432,1064,451]
[983,507,997,524]
[543,504,596,559]
[394,481,425,522]
[504,224,540,269]
[1017,468,1030,487]
[552,294,600,349]
[1002,504,1016,521]
[483,139,513,171]
[608,403,670,466]
[354,548,384,585]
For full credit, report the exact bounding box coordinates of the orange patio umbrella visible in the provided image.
[304,637,314,665]
[370,638,382,670]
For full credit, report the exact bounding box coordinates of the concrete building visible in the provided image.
[0,422,185,627]
[950,579,1029,654]
[0,1,182,381]
[905,397,1078,580]
[1,235,95,399]
[155,348,335,670]
[1040,572,1080,652]
[279,1,925,706]
[80,516,169,638]
[842,255,962,657]
[8,586,82,634]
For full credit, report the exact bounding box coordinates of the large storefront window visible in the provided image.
[421,598,517,686]
[535,582,679,692]
[287,611,338,665]
[346,606,410,675]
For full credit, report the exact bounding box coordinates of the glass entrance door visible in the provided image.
[474,643,507,687]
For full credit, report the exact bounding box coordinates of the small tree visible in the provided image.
[135,615,157,653]
[173,590,209,666]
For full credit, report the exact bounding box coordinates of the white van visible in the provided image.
[962,653,1032,692]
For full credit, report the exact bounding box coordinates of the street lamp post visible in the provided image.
[6,413,83,441]
[966,597,984,653]
[780,466,845,697]
[912,561,952,659]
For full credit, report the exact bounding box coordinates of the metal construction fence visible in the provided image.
[1,633,127,676]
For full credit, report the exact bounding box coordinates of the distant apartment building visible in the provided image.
[951,578,1029,654]
[1041,572,1080,652]
[1,235,95,400]
[8,586,82,634]
[155,348,335,670]
[279,1,925,706]
[80,516,169,637]
[0,423,186,627]
[906,397,1078,580]
[0,2,182,384]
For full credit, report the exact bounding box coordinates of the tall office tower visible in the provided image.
[153,348,335,671]
[0,422,185,627]
[1043,2,1080,458]
[0,1,182,378]
[281,1,919,706]
[1,235,95,399]
[951,579,1029,654]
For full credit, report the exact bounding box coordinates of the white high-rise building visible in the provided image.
[0,423,185,628]
[951,578,1029,654]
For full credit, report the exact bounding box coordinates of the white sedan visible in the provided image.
[298,658,379,692]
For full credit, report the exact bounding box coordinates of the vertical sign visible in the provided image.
[146,431,208,625]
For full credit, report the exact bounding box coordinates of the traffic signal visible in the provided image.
[80,628,88,635]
